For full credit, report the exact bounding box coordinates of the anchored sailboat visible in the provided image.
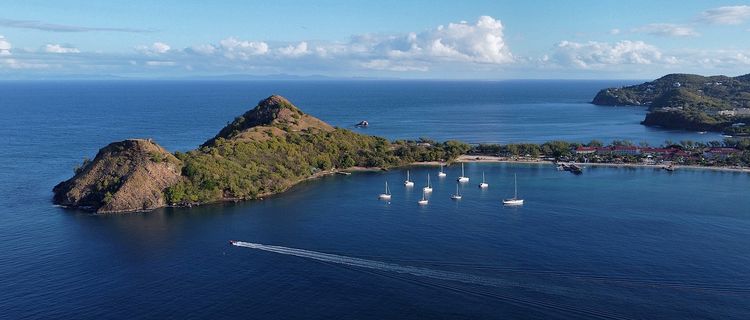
[423,174,433,193]
[451,182,462,200]
[457,163,469,183]
[502,174,524,206]
[438,164,447,177]
[378,181,392,200]
[417,190,429,205]
[404,170,414,187]
[479,171,489,188]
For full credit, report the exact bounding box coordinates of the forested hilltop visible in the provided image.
[592,73,750,134]
[53,95,469,213]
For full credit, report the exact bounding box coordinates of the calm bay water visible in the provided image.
[0,81,748,319]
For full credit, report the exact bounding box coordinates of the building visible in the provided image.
[703,147,740,159]
[574,146,597,155]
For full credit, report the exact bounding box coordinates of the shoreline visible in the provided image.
[412,155,750,173]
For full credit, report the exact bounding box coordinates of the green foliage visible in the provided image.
[169,129,469,204]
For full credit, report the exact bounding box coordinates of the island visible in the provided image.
[53,95,470,213]
[592,73,750,135]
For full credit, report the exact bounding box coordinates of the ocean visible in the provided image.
[0,80,748,319]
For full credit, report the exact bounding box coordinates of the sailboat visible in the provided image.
[438,164,447,177]
[378,181,392,200]
[404,170,414,187]
[457,163,469,182]
[451,182,462,200]
[502,174,524,206]
[479,171,489,188]
[423,174,433,193]
[417,190,429,205]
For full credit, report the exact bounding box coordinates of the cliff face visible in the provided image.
[53,139,183,213]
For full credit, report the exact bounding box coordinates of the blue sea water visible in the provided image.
[0,80,748,319]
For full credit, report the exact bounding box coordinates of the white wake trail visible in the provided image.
[232,241,541,291]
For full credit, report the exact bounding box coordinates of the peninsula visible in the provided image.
[592,73,750,135]
[53,95,470,213]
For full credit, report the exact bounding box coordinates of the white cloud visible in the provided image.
[700,5,750,25]
[1,58,50,69]
[368,15,514,64]
[136,41,171,55]
[361,59,429,72]
[632,23,699,37]
[278,42,309,57]
[145,60,176,66]
[609,28,621,35]
[43,44,80,53]
[188,44,216,55]
[0,35,11,56]
[218,37,269,59]
[550,40,676,69]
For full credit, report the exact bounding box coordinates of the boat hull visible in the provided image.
[503,199,524,206]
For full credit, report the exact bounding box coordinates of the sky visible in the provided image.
[0,0,749,79]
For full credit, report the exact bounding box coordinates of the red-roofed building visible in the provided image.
[575,146,597,154]
[703,147,741,159]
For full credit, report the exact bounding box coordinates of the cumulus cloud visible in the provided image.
[699,5,750,25]
[0,35,11,56]
[218,37,269,59]
[550,40,676,69]
[359,16,513,64]
[277,42,309,57]
[136,42,171,55]
[632,23,699,37]
[43,44,80,53]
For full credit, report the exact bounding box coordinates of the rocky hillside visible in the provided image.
[202,95,333,146]
[54,95,470,213]
[592,73,750,132]
[592,73,750,109]
[53,139,183,213]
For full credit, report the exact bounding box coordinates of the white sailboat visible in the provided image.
[438,164,447,177]
[503,174,524,206]
[457,163,469,183]
[479,171,489,188]
[417,190,429,205]
[451,182,462,200]
[423,174,433,193]
[378,181,392,200]
[404,170,414,187]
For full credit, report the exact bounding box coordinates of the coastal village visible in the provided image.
[469,140,750,170]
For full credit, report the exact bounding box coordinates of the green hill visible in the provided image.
[592,73,750,132]
[53,95,469,213]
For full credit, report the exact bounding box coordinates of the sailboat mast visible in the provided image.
[514,174,518,198]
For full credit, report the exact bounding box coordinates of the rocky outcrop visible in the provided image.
[202,95,333,146]
[53,139,182,213]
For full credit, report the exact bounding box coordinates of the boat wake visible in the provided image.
[232,241,523,288]
[230,241,633,319]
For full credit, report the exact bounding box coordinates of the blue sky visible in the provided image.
[1,0,749,79]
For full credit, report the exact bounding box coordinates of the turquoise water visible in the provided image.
[0,81,748,319]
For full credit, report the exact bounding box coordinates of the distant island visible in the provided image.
[592,73,750,135]
[53,95,470,213]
